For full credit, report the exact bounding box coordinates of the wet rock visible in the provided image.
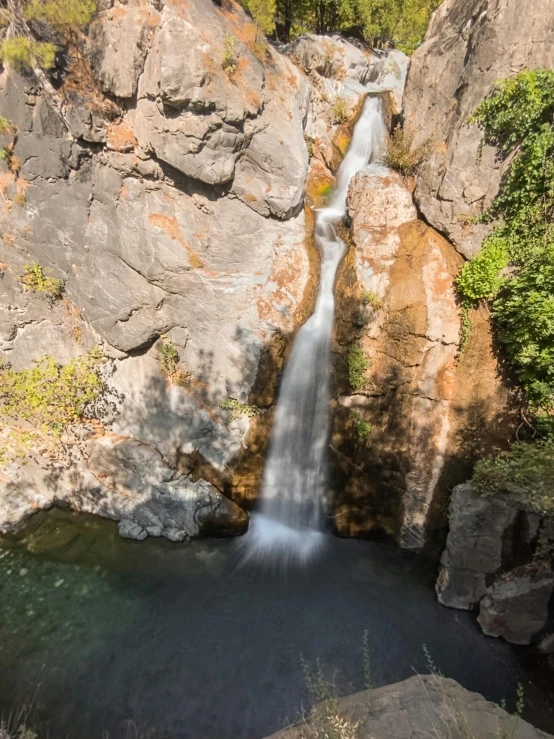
[437,483,554,645]
[478,570,554,645]
[404,0,554,258]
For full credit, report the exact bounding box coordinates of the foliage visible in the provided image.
[455,238,508,303]
[300,657,359,739]
[272,0,439,51]
[0,115,12,134]
[473,441,554,514]
[19,263,63,300]
[331,97,348,124]
[221,36,237,75]
[0,350,105,437]
[350,410,372,438]
[25,0,96,30]
[348,345,371,391]
[361,290,381,309]
[0,36,55,69]
[383,124,430,177]
[457,70,554,425]
[0,0,96,71]
[219,398,260,420]
[158,339,190,386]
[240,0,276,34]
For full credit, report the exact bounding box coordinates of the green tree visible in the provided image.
[242,0,277,35]
[0,0,96,70]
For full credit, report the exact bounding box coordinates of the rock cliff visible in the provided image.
[0,0,405,542]
[331,166,516,548]
[404,0,554,258]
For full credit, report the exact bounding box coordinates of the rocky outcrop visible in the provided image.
[0,435,247,542]
[438,483,554,646]
[331,166,516,548]
[266,675,553,739]
[404,0,554,258]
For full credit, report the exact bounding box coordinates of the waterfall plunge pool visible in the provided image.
[1,509,553,739]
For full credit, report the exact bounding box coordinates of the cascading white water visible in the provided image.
[245,96,386,562]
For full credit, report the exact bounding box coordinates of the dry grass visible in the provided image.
[383,124,430,177]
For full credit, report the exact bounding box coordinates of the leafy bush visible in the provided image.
[361,290,381,309]
[0,37,56,69]
[383,124,430,177]
[331,97,348,125]
[458,70,554,423]
[350,410,372,438]
[0,116,12,134]
[455,237,508,303]
[19,263,63,300]
[0,350,105,437]
[159,340,179,376]
[474,441,554,514]
[348,346,371,391]
[219,399,260,420]
[221,36,237,75]
[25,0,96,29]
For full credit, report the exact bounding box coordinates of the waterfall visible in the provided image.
[245,96,386,563]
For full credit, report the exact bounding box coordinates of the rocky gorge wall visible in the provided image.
[404,0,554,258]
[0,0,411,543]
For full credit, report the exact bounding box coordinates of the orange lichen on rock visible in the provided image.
[107,121,138,152]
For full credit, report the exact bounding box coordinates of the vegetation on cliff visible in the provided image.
[0,0,96,70]
[0,350,107,464]
[474,440,554,514]
[240,0,441,52]
[456,70,554,434]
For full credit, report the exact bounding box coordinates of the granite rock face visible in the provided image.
[437,483,554,646]
[266,675,554,739]
[403,0,554,258]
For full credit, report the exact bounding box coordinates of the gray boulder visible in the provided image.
[266,675,553,739]
[437,483,554,646]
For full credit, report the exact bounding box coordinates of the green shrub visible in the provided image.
[350,410,372,438]
[383,124,430,177]
[25,0,96,29]
[219,398,259,420]
[458,70,554,423]
[0,116,12,134]
[20,263,63,300]
[159,340,179,376]
[348,345,371,391]
[474,441,554,514]
[361,290,381,309]
[221,36,237,75]
[455,237,508,303]
[0,37,56,69]
[0,350,105,437]
[331,97,348,124]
